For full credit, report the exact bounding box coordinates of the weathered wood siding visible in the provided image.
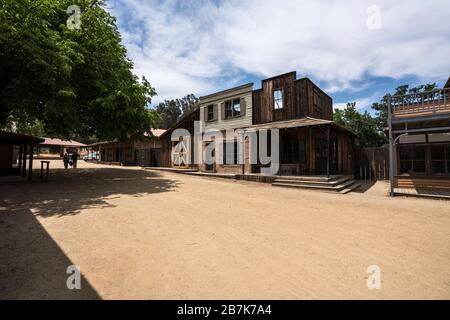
[253,72,333,124]
[160,109,200,168]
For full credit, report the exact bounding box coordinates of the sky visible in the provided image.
[107,0,450,113]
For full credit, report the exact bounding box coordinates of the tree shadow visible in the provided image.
[0,207,101,299]
[0,167,181,218]
[0,166,181,299]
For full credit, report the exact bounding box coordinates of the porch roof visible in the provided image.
[245,117,356,136]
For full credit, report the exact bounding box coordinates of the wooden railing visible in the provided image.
[391,88,450,119]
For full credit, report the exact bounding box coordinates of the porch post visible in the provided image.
[326,125,330,177]
[18,144,23,174]
[22,144,28,178]
[28,145,34,180]
[388,96,395,196]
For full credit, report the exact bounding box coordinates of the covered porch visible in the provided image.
[246,117,355,176]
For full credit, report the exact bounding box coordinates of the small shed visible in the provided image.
[38,138,87,157]
[0,131,44,179]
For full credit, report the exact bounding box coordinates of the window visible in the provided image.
[224,98,242,119]
[207,105,215,121]
[273,89,283,109]
[431,145,450,175]
[232,99,241,116]
[225,101,233,118]
[399,145,426,174]
[223,140,239,165]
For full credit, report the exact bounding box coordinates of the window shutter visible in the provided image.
[240,97,246,116]
[220,102,225,120]
[204,106,208,122]
[213,104,218,121]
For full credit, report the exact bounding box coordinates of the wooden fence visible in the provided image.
[354,146,389,181]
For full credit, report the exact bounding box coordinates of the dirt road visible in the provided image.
[1,160,449,299]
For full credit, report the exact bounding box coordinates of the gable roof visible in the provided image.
[40,138,86,147]
[445,77,450,89]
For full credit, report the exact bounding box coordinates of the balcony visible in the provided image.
[390,88,450,123]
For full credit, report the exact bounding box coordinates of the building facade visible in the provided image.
[194,72,355,176]
[388,77,450,195]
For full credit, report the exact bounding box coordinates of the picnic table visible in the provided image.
[40,161,50,182]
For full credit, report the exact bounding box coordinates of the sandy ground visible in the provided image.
[0,160,449,300]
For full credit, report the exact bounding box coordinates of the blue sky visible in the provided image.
[107,0,450,113]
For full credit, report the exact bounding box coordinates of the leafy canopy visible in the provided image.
[0,0,157,141]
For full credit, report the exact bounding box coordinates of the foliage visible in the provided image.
[0,0,157,141]
[334,103,387,147]
[155,94,199,129]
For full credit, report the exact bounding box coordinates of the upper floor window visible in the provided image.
[207,104,215,121]
[273,89,283,109]
[232,99,241,116]
[225,101,233,118]
[224,98,242,119]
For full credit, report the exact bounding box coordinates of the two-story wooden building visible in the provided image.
[196,72,355,177]
[388,77,450,197]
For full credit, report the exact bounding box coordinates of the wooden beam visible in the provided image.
[22,144,27,178]
[326,125,330,177]
[28,145,34,180]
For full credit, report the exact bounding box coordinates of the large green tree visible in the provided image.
[334,102,387,148]
[0,0,157,141]
[155,94,199,129]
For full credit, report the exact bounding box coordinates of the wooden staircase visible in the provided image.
[272,175,361,194]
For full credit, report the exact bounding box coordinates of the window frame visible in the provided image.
[224,98,242,119]
[206,104,215,122]
[273,88,283,110]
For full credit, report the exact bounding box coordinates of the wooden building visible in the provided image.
[159,108,200,168]
[388,77,450,196]
[0,131,44,179]
[250,72,354,175]
[191,72,355,176]
[199,83,254,174]
[90,129,166,166]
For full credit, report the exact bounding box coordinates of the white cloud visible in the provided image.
[110,0,450,103]
[333,93,381,111]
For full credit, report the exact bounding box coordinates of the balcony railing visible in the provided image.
[391,87,450,119]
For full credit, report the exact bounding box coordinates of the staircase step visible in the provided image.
[275,175,344,182]
[272,179,359,194]
[274,175,352,187]
[340,182,362,194]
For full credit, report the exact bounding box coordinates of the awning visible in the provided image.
[0,131,45,145]
[244,117,356,136]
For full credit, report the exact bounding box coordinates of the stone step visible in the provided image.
[339,182,362,194]
[274,175,352,187]
[275,175,346,182]
[272,179,359,193]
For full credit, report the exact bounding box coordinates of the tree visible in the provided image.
[155,94,199,129]
[0,0,157,141]
[334,102,386,148]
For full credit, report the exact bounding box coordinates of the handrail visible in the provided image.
[391,87,450,116]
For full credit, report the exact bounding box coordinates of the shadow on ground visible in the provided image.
[0,208,100,299]
[0,166,180,299]
[0,167,181,218]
